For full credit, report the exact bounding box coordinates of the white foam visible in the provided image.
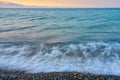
[0,42,120,75]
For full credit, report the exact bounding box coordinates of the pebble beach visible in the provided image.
[0,70,120,80]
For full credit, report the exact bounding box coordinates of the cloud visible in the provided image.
[0,1,49,8]
[0,1,25,8]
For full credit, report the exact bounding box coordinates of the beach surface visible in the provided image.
[0,70,120,80]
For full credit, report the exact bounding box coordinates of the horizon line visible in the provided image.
[0,7,120,9]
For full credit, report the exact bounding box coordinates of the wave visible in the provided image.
[0,25,38,33]
[0,41,120,75]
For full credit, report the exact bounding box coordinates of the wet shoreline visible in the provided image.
[0,70,120,80]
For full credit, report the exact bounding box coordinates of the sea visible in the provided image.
[0,8,120,76]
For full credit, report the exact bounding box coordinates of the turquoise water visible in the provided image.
[0,8,120,75]
[0,8,120,43]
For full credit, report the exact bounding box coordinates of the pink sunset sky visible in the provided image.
[0,0,120,8]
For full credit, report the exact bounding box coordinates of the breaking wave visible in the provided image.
[0,41,120,76]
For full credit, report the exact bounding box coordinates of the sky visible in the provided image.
[1,0,120,8]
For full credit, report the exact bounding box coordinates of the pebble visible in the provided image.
[0,70,120,80]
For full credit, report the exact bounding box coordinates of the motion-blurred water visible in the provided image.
[0,8,120,42]
[0,8,120,75]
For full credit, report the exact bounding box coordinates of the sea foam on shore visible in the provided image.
[0,42,120,76]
